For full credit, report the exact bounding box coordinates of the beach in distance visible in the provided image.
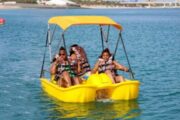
[0,2,180,9]
[0,3,75,9]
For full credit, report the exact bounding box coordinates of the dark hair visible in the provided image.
[52,57,56,63]
[58,46,68,60]
[70,50,75,56]
[70,44,78,48]
[59,46,65,51]
[99,48,111,58]
[59,46,66,55]
[70,44,78,53]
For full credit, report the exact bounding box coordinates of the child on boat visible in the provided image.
[70,44,91,81]
[50,47,80,87]
[92,48,129,83]
[68,50,81,84]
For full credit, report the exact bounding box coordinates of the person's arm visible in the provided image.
[50,56,60,75]
[77,60,81,73]
[50,62,57,75]
[113,61,129,72]
[91,61,99,74]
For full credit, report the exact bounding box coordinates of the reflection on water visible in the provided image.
[41,93,141,120]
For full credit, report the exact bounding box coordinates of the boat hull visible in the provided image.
[40,75,140,103]
[107,81,140,100]
[41,78,97,103]
[86,74,140,100]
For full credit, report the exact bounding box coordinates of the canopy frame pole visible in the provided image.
[113,31,121,60]
[62,32,68,58]
[119,31,135,79]
[99,25,104,50]
[48,24,52,62]
[50,25,57,44]
[103,25,110,48]
[40,30,49,78]
[55,33,63,53]
[106,25,110,43]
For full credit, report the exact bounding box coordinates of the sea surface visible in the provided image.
[0,8,180,120]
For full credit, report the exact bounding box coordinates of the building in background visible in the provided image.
[37,0,77,6]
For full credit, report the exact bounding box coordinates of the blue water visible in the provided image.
[0,8,180,120]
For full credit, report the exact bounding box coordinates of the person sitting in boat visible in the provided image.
[68,50,81,84]
[70,44,91,80]
[92,48,129,83]
[50,47,80,87]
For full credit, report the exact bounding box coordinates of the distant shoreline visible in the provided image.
[81,4,180,9]
[0,3,81,10]
[0,3,180,10]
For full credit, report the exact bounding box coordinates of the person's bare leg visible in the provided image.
[78,77,82,84]
[105,70,115,84]
[73,77,80,85]
[62,71,72,87]
[61,80,67,88]
[57,78,67,87]
[115,75,125,83]
[57,78,62,87]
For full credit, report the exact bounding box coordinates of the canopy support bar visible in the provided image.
[50,25,57,44]
[40,31,48,78]
[55,33,63,53]
[106,25,110,43]
[99,25,104,50]
[48,24,52,62]
[113,31,121,60]
[62,33,68,58]
[119,32,135,79]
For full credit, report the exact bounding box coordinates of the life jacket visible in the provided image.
[71,46,91,76]
[55,59,76,79]
[56,60,70,75]
[98,56,115,73]
[68,57,78,75]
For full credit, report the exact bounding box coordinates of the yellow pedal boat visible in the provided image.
[40,16,140,103]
